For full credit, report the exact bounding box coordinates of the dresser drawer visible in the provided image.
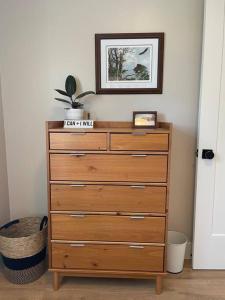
[52,243,164,272]
[51,184,167,213]
[49,133,107,150]
[51,214,165,243]
[110,133,169,151]
[50,154,168,182]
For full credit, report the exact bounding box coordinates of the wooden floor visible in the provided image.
[1,262,225,300]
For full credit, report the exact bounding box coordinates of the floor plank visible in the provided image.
[1,261,225,300]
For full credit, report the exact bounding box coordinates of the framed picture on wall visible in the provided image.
[95,33,164,94]
[133,111,157,128]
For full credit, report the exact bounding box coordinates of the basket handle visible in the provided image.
[40,216,48,231]
[0,219,19,230]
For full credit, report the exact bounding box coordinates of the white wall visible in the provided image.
[0,77,10,226]
[0,0,204,240]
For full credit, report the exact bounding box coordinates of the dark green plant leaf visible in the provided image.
[65,75,76,97]
[54,98,72,106]
[75,91,95,100]
[55,89,69,96]
[72,101,83,109]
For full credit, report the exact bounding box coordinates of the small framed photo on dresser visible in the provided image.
[133,111,157,129]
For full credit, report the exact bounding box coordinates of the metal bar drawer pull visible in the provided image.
[70,184,86,187]
[131,154,147,157]
[70,214,85,218]
[70,154,86,157]
[130,216,145,220]
[70,244,85,247]
[129,245,144,249]
[130,185,145,189]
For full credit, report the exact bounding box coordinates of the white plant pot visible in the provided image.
[65,108,84,120]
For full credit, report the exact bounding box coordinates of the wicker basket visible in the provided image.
[0,216,48,284]
[3,257,47,284]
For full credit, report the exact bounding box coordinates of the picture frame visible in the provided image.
[95,33,164,94]
[133,111,157,129]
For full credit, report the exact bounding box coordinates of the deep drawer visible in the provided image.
[49,133,107,150]
[52,243,164,272]
[51,214,166,243]
[110,133,169,151]
[50,154,168,182]
[51,184,167,213]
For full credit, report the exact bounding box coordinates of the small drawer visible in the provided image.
[51,214,165,243]
[110,133,169,151]
[49,133,107,150]
[50,154,168,182]
[52,243,164,272]
[51,184,167,213]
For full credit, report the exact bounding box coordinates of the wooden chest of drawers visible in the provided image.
[46,121,172,294]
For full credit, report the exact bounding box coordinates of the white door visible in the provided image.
[193,0,225,269]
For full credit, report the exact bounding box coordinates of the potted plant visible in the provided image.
[54,75,95,120]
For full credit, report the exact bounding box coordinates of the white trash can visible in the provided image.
[167,231,188,274]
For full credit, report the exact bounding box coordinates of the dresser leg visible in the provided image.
[53,272,60,290]
[155,275,163,294]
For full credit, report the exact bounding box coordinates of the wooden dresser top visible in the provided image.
[47,121,172,134]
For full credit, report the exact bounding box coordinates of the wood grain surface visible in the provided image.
[51,214,165,243]
[50,154,168,182]
[50,184,167,213]
[110,133,169,151]
[50,133,107,150]
[51,243,164,272]
[2,261,225,300]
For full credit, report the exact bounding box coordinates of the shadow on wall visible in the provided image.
[33,137,48,217]
[168,124,197,241]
